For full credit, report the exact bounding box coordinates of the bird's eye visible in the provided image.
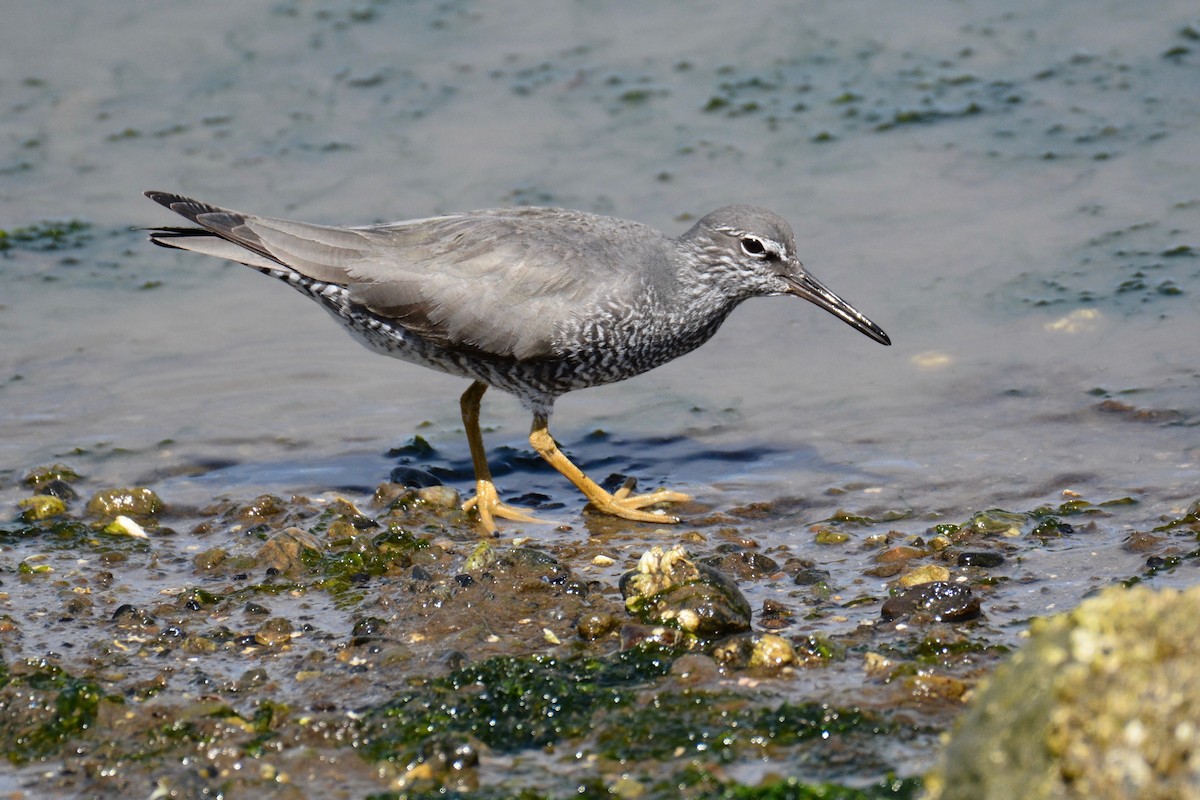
[740,237,766,256]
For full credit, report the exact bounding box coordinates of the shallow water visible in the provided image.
[1,0,1198,795]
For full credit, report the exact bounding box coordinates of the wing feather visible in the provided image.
[146,192,665,360]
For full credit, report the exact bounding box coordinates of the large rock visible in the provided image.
[925,584,1200,800]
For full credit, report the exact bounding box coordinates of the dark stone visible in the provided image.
[388,466,443,488]
[881,581,982,623]
[957,551,1006,568]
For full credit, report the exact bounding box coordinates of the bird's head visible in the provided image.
[684,205,891,346]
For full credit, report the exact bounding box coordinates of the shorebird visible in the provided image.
[145,191,890,534]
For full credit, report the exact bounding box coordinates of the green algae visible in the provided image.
[1152,498,1200,533]
[361,644,680,760]
[597,694,887,763]
[0,659,116,764]
[365,774,921,800]
[0,220,91,252]
[310,525,432,602]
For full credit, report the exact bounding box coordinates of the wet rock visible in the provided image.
[711,632,797,673]
[85,487,163,520]
[417,484,459,510]
[373,481,417,508]
[111,604,156,629]
[464,540,499,572]
[1121,530,1164,553]
[928,534,953,551]
[235,494,287,521]
[389,466,443,488]
[254,617,294,647]
[875,545,923,563]
[758,599,794,631]
[351,617,388,638]
[21,463,81,490]
[863,562,905,579]
[813,528,851,545]
[965,509,1026,537]
[700,549,781,580]
[906,672,969,703]
[236,668,270,692]
[620,545,751,638]
[193,547,228,572]
[748,633,798,671]
[619,623,685,650]
[34,479,77,501]
[576,612,620,641]
[925,584,1200,800]
[182,635,218,654]
[397,734,478,792]
[957,551,1005,568]
[881,581,981,623]
[898,564,951,587]
[256,527,323,574]
[791,566,831,586]
[19,494,66,521]
[669,653,721,684]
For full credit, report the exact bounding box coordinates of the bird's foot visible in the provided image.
[585,477,691,524]
[462,479,543,535]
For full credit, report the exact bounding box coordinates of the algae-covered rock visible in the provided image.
[620,545,751,638]
[19,494,67,521]
[21,463,81,489]
[924,584,1200,800]
[256,527,322,574]
[85,487,163,520]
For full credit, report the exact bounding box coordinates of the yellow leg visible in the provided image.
[528,413,690,524]
[458,381,542,534]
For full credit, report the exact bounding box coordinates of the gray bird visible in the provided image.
[145,191,890,534]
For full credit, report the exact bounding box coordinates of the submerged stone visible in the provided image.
[620,545,751,638]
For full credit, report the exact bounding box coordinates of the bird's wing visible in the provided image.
[146,192,659,360]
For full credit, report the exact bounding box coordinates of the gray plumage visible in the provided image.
[145,191,890,419]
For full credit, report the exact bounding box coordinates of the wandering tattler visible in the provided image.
[145,191,890,534]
